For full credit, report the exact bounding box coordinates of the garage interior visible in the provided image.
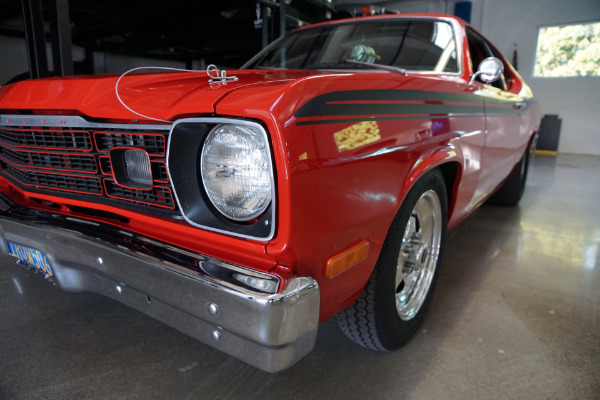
[0,0,599,399]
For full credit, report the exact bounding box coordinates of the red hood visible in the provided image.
[0,69,321,122]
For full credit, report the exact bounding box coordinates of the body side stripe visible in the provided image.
[294,89,520,125]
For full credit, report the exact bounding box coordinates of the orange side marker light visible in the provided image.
[325,240,369,279]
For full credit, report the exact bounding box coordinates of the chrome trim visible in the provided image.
[0,114,172,131]
[0,201,319,372]
[166,117,277,241]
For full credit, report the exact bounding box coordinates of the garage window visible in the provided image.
[534,21,600,77]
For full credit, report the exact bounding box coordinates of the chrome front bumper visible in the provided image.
[0,202,320,373]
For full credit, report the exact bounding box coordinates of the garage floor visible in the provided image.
[1,153,599,400]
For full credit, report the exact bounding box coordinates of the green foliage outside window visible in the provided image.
[534,22,600,77]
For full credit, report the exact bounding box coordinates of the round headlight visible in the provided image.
[200,124,273,221]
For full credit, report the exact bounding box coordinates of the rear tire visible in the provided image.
[337,169,447,350]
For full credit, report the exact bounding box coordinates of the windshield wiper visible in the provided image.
[309,60,406,75]
[342,60,407,75]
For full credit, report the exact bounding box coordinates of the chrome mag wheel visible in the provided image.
[395,189,442,321]
[337,169,447,350]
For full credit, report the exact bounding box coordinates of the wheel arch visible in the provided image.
[337,153,454,350]
[438,161,461,223]
[316,148,464,321]
[398,149,462,226]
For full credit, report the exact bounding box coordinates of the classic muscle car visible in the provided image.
[0,14,540,372]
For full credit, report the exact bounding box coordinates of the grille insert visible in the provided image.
[104,179,175,209]
[0,147,97,172]
[151,161,169,183]
[95,132,165,155]
[0,127,92,150]
[3,163,102,195]
[0,116,174,212]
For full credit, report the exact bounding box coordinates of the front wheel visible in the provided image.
[337,169,447,350]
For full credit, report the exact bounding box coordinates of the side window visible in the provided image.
[466,28,507,91]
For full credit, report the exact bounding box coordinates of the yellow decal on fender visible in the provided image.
[334,120,381,152]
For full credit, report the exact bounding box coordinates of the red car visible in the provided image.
[0,14,540,371]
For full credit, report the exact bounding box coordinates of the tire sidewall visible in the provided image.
[374,169,448,349]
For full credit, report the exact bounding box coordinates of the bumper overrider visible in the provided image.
[0,197,320,373]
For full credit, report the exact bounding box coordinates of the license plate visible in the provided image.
[6,241,53,277]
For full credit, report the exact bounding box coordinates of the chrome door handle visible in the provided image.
[512,102,526,109]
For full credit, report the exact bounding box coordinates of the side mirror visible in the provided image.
[469,57,504,85]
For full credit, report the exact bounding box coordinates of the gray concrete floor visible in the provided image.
[1,153,599,400]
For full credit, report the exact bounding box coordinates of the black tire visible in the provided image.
[487,143,531,206]
[337,169,448,350]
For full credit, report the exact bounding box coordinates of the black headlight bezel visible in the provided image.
[167,118,276,241]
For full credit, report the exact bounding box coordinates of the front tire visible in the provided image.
[337,169,447,350]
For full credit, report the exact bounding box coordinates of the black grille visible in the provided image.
[0,147,97,172]
[0,127,92,150]
[3,163,102,194]
[99,156,112,175]
[98,157,168,184]
[95,132,165,155]
[151,161,169,182]
[0,117,174,212]
[104,179,175,209]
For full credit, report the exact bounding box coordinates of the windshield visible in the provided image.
[244,19,459,74]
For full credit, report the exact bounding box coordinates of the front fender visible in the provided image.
[400,146,464,224]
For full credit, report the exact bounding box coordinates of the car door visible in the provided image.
[466,28,526,200]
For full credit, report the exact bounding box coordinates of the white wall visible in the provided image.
[388,0,600,155]
[474,0,600,156]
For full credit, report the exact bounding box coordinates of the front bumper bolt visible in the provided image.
[208,302,219,316]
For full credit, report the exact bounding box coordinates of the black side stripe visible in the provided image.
[294,89,520,126]
[296,113,481,126]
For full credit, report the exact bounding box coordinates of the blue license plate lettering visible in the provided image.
[6,241,53,277]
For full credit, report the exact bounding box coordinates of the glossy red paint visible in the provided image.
[0,14,541,324]
[0,70,312,122]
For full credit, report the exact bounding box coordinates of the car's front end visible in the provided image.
[0,71,328,372]
[0,104,324,372]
